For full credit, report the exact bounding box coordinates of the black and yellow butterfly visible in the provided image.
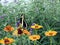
[17,14,27,28]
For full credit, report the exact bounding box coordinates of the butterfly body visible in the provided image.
[17,14,27,28]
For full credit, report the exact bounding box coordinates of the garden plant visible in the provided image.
[0,0,60,45]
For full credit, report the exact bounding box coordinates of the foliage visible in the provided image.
[0,0,60,45]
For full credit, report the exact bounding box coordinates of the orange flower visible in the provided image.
[4,25,14,32]
[45,30,57,36]
[0,37,15,44]
[23,29,31,35]
[29,35,40,41]
[31,24,43,29]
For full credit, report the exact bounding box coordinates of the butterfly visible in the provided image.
[17,14,27,28]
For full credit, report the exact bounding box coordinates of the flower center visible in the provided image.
[33,37,37,39]
[17,28,23,34]
[35,26,38,28]
[4,39,9,44]
[49,33,53,35]
[6,26,11,30]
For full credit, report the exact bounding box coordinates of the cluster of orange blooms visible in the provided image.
[0,24,57,45]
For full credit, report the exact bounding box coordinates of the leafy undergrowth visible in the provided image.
[0,0,60,45]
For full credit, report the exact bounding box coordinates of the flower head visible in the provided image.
[23,29,31,35]
[31,24,43,29]
[13,28,23,36]
[45,30,57,36]
[0,37,15,44]
[4,25,14,32]
[29,35,40,41]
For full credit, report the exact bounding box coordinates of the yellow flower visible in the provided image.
[31,24,43,29]
[29,35,40,41]
[23,29,31,35]
[0,39,4,44]
[45,30,57,36]
[13,28,23,36]
[0,37,15,44]
[13,30,18,36]
[4,25,14,32]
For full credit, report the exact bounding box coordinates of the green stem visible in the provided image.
[8,44,11,45]
[7,14,10,23]
[15,16,17,28]
[21,35,24,45]
[35,30,37,34]
[28,39,30,45]
[34,41,36,45]
[50,37,52,45]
